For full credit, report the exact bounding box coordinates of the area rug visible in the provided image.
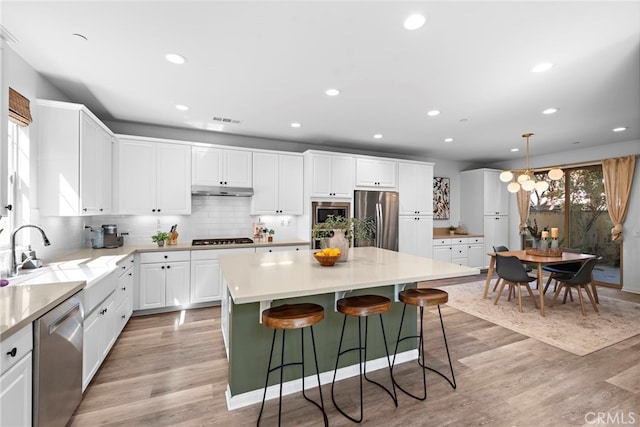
[444,280,640,356]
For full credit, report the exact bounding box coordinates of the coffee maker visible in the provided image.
[102,224,123,248]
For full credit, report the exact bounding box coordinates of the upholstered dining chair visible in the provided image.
[493,255,539,313]
[492,246,533,293]
[542,247,583,299]
[549,258,600,316]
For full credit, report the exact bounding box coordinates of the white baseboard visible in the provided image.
[225,349,418,411]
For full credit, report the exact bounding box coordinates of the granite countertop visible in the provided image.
[219,247,479,304]
[0,240,310,341]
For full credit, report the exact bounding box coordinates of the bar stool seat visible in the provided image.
[331,294,397,423]
[258,303,328,426]
[392,288,456,401]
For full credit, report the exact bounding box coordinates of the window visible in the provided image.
[0,120,17,247]
[528,166,620,286]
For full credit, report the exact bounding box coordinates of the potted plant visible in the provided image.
[264,228,275,242]
[312,215,375,261]
[151,231,170,247]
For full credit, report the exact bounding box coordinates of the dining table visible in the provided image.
[483,250,596,316]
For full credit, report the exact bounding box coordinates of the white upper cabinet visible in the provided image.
[307,152,354,198]
[36,100,114,216]
[192,146,252,188]
[251,152,303,215]
[398,161,434,216]
[355,157,397,189]
[116,136,191,215]
[482,170,509,215]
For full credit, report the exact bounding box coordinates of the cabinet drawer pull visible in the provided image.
[6,347,17,357]
[122,287,126,291]
[122,315,126,319]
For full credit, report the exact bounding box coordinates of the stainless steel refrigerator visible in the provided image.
[354,190,399,251]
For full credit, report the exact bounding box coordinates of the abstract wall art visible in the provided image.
[433,177,450,219]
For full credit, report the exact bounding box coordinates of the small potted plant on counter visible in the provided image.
[264,228,275,242]
[151,231,170,247]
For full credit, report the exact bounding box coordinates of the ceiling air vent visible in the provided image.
[212,116,242,125]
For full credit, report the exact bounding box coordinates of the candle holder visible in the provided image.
[539,238,548,250]
[550,238,559,249]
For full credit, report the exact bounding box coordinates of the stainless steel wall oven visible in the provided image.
[311,201,351,249]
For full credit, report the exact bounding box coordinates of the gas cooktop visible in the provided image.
[192,237,254,246]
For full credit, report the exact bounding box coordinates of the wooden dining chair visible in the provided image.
[493,255,539,313]
[550,258,600,316]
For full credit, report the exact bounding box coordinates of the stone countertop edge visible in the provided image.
[48,240,311,261]
[433,233,484,238]
[0,281,85,341]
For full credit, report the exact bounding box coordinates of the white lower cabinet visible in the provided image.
[138,251,191,310]
[399,216,433,258]
[0,352,32,427]
[432,237,484,267]
[83,292,116,391]
[190,247,255,304]
[0,324,33,427]
[114,255,135,336]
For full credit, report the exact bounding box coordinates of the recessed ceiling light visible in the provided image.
[427,110,440,117]
[404,14,426,30]
[613,127,627,132]
[511,148,519,152]
[542,108,559,115]
[325,88,340,96]
[290,122,302,128]
[373,134,383,139]
[444,138,453,142]
[165,53,187,64]
[531,62,553,73]
[175,104,189,111]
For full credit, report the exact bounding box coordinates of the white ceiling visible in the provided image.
[2,1,639,162]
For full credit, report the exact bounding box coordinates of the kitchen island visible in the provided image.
[219,246,478,409]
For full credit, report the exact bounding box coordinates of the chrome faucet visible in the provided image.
[10,225,51,277]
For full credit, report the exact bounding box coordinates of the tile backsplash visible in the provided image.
[89,197,302,246]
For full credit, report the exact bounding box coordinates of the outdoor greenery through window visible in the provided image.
[528,165,620,286]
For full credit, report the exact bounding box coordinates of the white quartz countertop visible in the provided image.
[219,247,479,304]
[0,240,310,340]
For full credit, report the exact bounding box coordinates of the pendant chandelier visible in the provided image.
[499,133,564,193]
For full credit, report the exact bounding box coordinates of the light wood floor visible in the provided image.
[70,274,640,426]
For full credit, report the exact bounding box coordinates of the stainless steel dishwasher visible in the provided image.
[33,292,84,427]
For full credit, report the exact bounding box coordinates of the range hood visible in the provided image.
[191,185,254,197]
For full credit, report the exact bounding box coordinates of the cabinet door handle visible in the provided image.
[121,315,126,319]
[161,266,165,269]
[4,204,12,211]
[157,209,161,212]
[6,347,17,357]
[128,273,132,276]
[122,265,126,270]
[152,209,156,212]
[122,287,126,291]
[164,255,168,259]
[166,265,171,269]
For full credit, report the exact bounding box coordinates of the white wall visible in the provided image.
[491,140,640,292]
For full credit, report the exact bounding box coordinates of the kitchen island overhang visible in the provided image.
[219,247,478,410]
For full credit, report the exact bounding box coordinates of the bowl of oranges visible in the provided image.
[313,247,342,266]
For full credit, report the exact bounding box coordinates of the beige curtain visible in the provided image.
[517,188,529,235]
[602,156,636,241]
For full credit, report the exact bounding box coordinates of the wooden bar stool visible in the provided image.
[258,303,328,427]
[331,294,397,423]
[391,288,456,401]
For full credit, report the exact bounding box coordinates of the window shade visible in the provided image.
[9,87,32,126]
